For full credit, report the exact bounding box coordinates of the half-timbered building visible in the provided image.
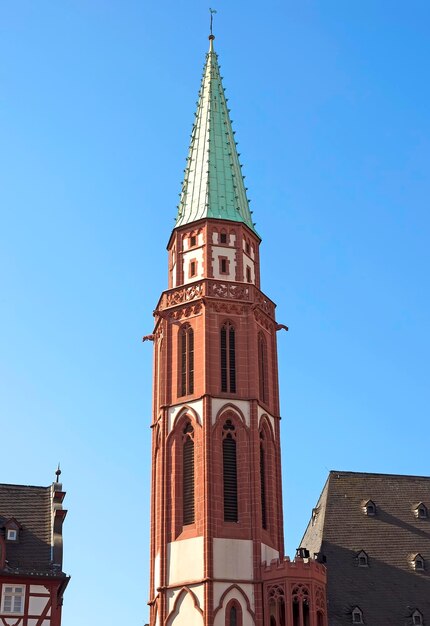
[0,473,68,626]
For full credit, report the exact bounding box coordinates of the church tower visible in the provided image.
[147,33,327,626]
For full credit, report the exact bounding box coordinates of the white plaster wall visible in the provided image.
[213,583,255,626]
[242,253,255,284]
[261,543,279,565]
[258,406,276,436]
[213,538,253,579]
[211,398,251,427]
[29,585,48,594]
[167,589,204,626]
[154,552,160,596]
[5,620,24,626]
[168,584,205,616]
[167,537,204,585]
[28,596,49,615]
[183,247,204,285]
[168,399,203,433]
[211,246,236,280]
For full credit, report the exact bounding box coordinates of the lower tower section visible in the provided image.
[147,273,327,626]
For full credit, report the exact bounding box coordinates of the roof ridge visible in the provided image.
[0,483,50,490]
[329,470,430,481]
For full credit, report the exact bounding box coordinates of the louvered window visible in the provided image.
[221,322,236,393]
[258,333,268,403]
[260,434,267,529]
[179,325,194,396]
[1,586,25,614]
[182,422,195,525]
[223,420,238,522]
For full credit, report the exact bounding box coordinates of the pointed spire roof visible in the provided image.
[175,36,257,234]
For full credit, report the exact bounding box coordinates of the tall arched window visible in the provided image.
[292,585,310,626]
[258,332,268,403]
[223,420,238,521]
[221,322,236,393]
[260,431,267,530]
[225,600,242,626]
[182,422,195,525]
[179,325,194,396]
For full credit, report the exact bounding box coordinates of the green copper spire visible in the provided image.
[175,36,256,233]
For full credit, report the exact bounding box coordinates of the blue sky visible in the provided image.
[1,1,429,624]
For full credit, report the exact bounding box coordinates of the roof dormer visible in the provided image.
[413,502,428,519]
[4,518,21,543]
[412,610,423,625]
[352,606,364,624]
[362,499,376,517]
[411,553,425,571]
[356,550,369,567]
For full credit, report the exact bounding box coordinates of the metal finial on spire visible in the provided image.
[55,463,61,482]
[209,8,217,37]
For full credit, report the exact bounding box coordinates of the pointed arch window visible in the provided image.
[182,422,195,525]
[225,600,242,626]
[268,584,286,626]
[179,325,194,396]
[292,585,310,626]
[223,420,238,522]
[258,332,268,403]
[221,322,236,393]
[260,431,267,530]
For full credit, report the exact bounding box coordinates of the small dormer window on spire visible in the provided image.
[413,610,423,625]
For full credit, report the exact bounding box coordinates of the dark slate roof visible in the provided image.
[301,471,430,626]
[0,482,64,577]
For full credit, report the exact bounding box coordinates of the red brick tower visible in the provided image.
[147,34,327,626]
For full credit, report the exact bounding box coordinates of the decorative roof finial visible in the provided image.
[209,8,217,40]
[55,463,62,482]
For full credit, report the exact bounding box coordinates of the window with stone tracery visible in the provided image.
[268,584,286,626]
[292,584,310,626]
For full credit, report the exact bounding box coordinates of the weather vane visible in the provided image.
[209,8,217,36]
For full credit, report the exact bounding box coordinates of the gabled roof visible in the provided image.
[0,481,67,577]
[175,36,256,234]
[301,471,430,626]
